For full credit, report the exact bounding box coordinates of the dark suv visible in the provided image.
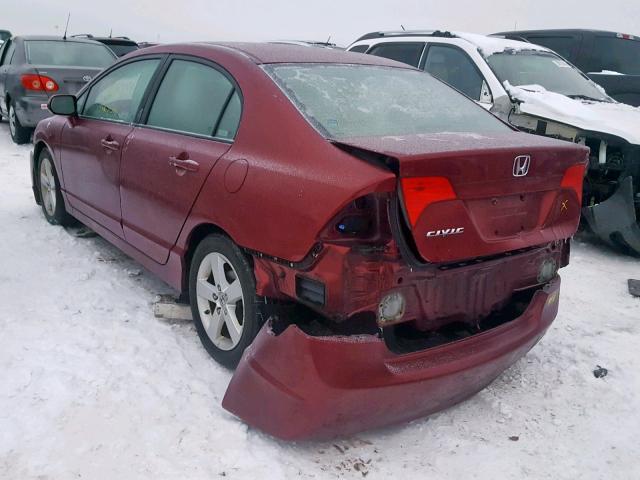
[0,35,116,143]
[495,29,640,107]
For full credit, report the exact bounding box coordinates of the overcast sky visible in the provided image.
[4,0,640,46]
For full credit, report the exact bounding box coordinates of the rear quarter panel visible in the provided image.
[167,46,396,262]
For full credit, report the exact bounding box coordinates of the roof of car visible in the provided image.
[13,35,108,44]
[350,30,551,56]
[139,41,414,67]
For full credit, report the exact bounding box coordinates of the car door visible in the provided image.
[59,57,162,237]
[120,56,241,264]
[421,43,493,107]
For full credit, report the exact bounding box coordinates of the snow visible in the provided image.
[1,121,639,479]
[589,70,626,76]
[455,32,550,57]
[504,81,640,144]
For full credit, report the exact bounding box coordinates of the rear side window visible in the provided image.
[423,45,484,100]
[146,59,241,138]
[83,59,160,123]
[25,40,115,68]
[348,44,369,54]
[591,37,640,75]
[526,36,577,61]
[368,42,424,67]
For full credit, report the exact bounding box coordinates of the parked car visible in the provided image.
[494,29,640,107]
[349,30,640,254]
[32,42,586,439]
[71,34,139,57]
[0,35,116,144]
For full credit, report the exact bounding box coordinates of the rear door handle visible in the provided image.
[168,156,200,172]
[100,138,120,151]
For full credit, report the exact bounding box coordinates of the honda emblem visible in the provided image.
[513,155,531,177]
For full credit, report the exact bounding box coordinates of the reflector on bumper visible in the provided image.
[222,278,561,440]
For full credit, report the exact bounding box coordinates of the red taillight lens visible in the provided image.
[400,177,457,227]
[560,164,586,204]
[21,74,59,92]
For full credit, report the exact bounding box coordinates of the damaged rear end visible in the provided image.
[224,131,588,439]
[580,137,640,254]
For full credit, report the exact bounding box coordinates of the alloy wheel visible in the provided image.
[195,252,245,351]
[9,105,16,138]
[39,157,57,217]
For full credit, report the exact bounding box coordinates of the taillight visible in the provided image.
[320,193,390,243]
[560,164,586,204]
[400,177,457,227]
[21,74,59,92]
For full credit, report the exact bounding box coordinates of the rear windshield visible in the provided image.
[106,43,139,57]
[265,64,510,139]
[25,40,116,68]
[591,37,640,75]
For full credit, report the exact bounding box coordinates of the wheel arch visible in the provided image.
[181,222,252,295]
[31,140,52,204]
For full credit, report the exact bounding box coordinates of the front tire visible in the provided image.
[38,151,75,226]
[9,102,32,145]
[189,234,262,369]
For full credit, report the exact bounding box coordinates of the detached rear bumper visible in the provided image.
[583,176,640,254]
[223,277,561,440]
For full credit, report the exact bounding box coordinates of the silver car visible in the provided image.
[0,35,116,144]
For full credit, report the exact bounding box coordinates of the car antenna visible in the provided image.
[401,25,406,31]
[326,35,331,44]
[109,28,112,38]
[62,13,71,40]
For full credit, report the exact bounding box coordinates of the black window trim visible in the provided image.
[367,41,427,68]
[136,53,244,144]
[78,54,169,126]
[420,41,493,102]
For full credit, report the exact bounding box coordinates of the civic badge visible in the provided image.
[513,155,531,177]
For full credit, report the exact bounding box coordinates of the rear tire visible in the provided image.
[189,234,263,369]
[9,102,32,144]
[37,150,76,226]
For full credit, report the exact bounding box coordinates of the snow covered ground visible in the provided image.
[0,121,638,480]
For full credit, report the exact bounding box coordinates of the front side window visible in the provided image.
[368,42,424,67]
[83,59,160,123]
[266,63,510,139]
[146,59,240,138]
[25,40,116,68]
[423,45,484,100]
[487,50,610,101]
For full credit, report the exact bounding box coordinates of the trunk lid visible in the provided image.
[33,65,103,96]
[335,132,588,263]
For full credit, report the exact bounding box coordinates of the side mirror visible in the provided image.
[48,95,77,116]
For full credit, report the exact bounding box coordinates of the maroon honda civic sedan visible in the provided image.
[31,42,587,439]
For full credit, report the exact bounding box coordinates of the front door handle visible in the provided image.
[168,156,200,172]
[100,138,120,152]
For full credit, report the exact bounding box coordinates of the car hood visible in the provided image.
[504,82,640,144]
